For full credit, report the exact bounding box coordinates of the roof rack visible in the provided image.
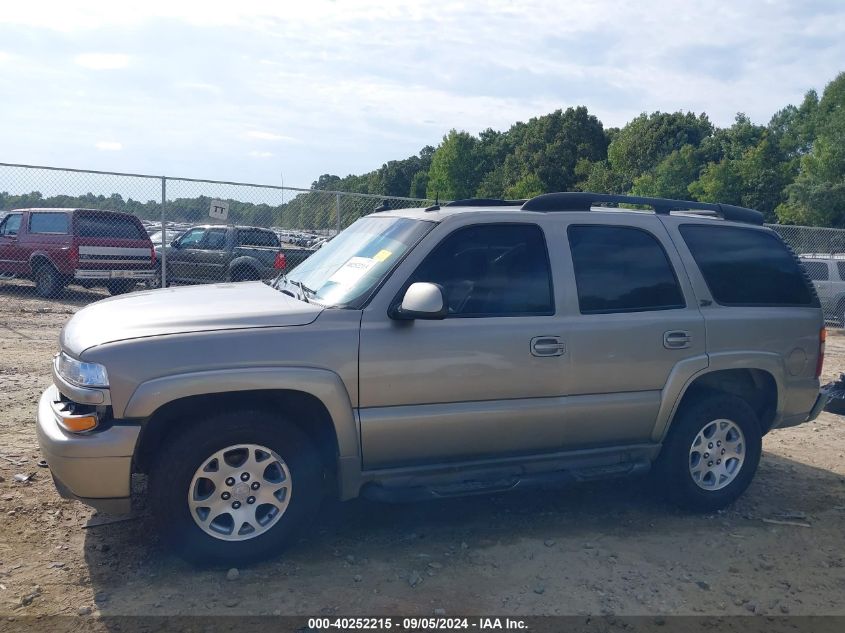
[444,198,527,207]
[520,192,764,225]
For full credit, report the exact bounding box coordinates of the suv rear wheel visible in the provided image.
[656,394,762,512]
[33,262,65,298]
[149,409,323,565]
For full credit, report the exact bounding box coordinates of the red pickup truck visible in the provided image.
[0,208,156,297]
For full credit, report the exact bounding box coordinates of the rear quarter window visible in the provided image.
[237,229,280,247]
[680,225,816,307]
[74,212,147,240]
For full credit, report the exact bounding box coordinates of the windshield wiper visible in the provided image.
[291,279,314,303]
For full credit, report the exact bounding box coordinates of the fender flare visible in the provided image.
[652,352,786,442]
[28,250,60,274]
[123,366,359,463]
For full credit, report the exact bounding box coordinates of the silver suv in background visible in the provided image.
[800,254,845,324]
[36,192,828,565]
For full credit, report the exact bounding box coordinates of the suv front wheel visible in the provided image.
[149,409,324,565]
[656,394,762,512]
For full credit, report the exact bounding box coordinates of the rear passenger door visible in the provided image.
[556,216,708,447]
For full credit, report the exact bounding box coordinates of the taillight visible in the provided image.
[274,251,286,270]
[816,328,826,378]
[151,247,157,266]
[69,244,79,268]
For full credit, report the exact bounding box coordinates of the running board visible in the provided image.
[361,459,651,503]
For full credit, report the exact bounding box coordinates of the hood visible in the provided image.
[61,282,322,355]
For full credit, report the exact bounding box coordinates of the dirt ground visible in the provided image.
[1,279,844,620]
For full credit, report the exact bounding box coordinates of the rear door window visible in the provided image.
[680,225,815,306]
[568,225,685,314]
[29,212,69,234]
[201,228,227,250]
[75,212,146,240]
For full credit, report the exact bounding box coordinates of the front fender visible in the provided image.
[123,366,358,462]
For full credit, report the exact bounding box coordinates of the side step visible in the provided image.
[361,459,651,503]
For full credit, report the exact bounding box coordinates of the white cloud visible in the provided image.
[95,141,123,151]
[245,131,296,142]
[74,53,129,70]
[0,0,842,187]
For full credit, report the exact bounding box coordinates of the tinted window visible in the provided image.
[29,212,69,234]
[837,262,845,281]
[75,212,146,240]
[238,229,279,247]
[569,226,685,314]
[410,224,553,316]
[0,213,22,236]
[177,228,206,248]
[202,228,227,250]
[802,261,829,281]
[680,225,814,306]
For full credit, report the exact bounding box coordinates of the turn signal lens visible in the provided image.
[59,414,98,433]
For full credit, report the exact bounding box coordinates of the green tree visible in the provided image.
[608,111,713,185]
[426,130,480,200]
[631,144,702,199]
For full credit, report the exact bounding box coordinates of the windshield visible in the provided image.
[283,216,432,307]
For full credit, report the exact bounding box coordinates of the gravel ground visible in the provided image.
[1,281,844,621]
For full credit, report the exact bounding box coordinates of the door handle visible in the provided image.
[531,336,565,357]
[663,330,691,349]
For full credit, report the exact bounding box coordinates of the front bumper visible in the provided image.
[36,385,140,514]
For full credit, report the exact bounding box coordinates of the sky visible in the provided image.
[0,0,843,191]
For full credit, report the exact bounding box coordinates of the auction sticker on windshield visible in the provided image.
[328,256,378,288]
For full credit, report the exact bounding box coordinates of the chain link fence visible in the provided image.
[2,163,845,326]
[0,163,432,302]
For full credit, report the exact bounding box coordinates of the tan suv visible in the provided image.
[36,193,828,564]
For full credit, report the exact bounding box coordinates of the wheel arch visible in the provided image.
[655,355,784,442]
[228,257,262,280]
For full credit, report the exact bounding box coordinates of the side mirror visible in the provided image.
[170,239,180,248]
[392,282,447,320]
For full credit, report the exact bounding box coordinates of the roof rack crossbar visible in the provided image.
[520,192,764,225]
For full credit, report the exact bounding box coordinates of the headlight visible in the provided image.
[55,352,109,388]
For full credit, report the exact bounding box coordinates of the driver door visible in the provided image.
[167,227,206,282]
[358,221,567,469]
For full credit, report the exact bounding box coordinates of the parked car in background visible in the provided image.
[0,208,155,297]
[37,192,827,565]
[155,224,286,285]
[800,254,845,324]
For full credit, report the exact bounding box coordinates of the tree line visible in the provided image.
[2,71,842,228]
[313,71,845,227]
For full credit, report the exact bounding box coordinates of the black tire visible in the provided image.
[33,262,65,298]
[655,393,762,512]
[106,280,136,295]
[149,409,324,566]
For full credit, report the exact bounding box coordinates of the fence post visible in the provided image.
[160,177,167,288]
[335,192,341,235]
